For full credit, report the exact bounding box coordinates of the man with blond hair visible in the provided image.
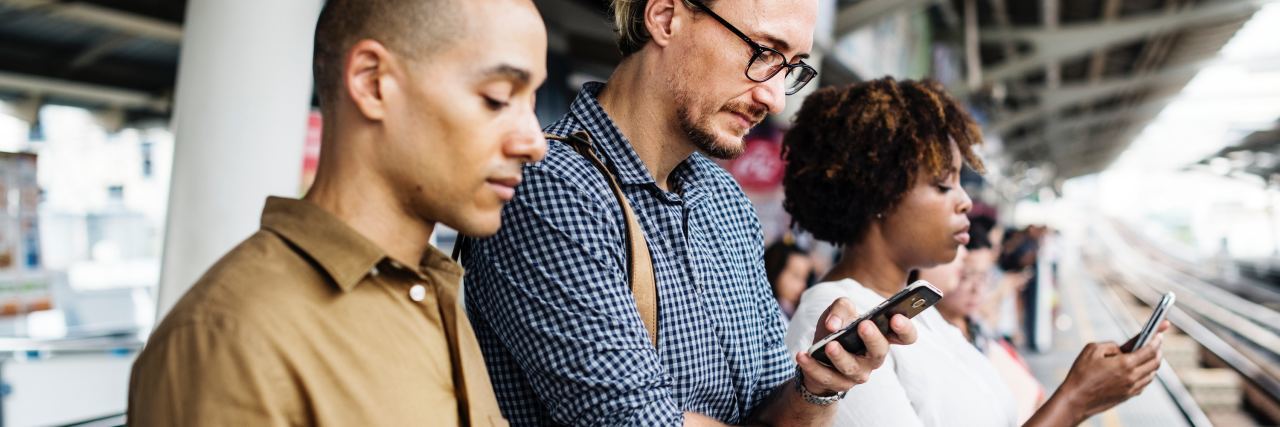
[462,1,919,425]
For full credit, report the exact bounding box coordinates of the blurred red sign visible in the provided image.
[301,111,322,193]
[727,136,785,191]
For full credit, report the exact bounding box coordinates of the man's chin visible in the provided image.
[694,130,747,160]
[447,214,502,238]
[680,109,749,160]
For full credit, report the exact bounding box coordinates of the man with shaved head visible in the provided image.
[127,0,547,425]
[462,0,917,425]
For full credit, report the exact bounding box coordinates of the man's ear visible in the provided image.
[644,0,680,48]
[344,39,395,121]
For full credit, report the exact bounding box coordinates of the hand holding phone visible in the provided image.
[807,280,943,366]
[1125,291,1174,353]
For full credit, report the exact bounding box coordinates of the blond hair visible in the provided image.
[611,0,706,56]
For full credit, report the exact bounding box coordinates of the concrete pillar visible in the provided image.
[156,0,324,319]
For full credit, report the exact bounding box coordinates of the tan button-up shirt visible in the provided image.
[128,197,506,426]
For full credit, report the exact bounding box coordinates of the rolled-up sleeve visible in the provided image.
[465,168,683,426]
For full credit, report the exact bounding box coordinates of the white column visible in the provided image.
[156,0,324,319]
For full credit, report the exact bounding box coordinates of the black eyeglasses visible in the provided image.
[688,0,818,95]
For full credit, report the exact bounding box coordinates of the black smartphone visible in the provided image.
[807,280,943,366]
[1127,291,1175,352]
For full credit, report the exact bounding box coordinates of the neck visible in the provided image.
[823,232,909,298]
[303,130,435,267]
[597,56,695,191]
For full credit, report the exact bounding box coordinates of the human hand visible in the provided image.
[1060,321,1169,418]
[1120,320,1171,353]
[794,298,917,395]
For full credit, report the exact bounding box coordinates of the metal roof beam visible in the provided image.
[979,0,1262,84]
[989,60,1206,133]
[0,70,167,111]
[1044,96,1173,133]
[1087,0,1124,82]
[1010,133,1131,174]
[835,0,940,35]
[68,34,137,70]
[0,0,182,44]
[1000,97,1175,151]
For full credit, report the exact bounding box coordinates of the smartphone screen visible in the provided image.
[1129,291,1175,352]
[808,280,943,366]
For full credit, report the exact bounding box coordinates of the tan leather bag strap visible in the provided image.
[547,131,659,348]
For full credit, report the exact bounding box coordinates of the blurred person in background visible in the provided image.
[973,216,1028,344]
[127,0,548,425]
[921,222,1046,423]
[915,245,968,339]
[765,236,814,320]
[929,222,992,345]
[781,77,1169,427]
[1000,224,1046,346]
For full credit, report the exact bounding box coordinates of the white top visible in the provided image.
[785,279,1019,427]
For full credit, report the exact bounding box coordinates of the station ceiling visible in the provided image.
[0,0,1265,179]
[957,0,1259,178]
[530,0,1264,179]
[0,0,181,120]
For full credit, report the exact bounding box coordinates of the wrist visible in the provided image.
[1048,384,1089,425]
[799,371,834,396]
[794,368,845,406]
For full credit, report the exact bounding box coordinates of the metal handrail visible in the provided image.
[1098,222,1280,352]
[1089,221,1280,408]
[1093,271,1214,427]
[0,332,142,427]
[0,333,142,357]
[58,412,126,427]
[1110,219,1280,322]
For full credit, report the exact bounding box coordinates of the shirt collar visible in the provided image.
[567,82,658,187]
[260,196,386,292]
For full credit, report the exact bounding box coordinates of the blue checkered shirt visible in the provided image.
[463,82,792,426]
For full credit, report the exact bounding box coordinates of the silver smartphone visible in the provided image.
[1129,291,1175,352]
[807,280,943,366]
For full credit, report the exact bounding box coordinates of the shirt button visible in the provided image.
[409,284,427,302]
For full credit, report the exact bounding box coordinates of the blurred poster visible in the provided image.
[0,152,39,270]
[727,135,785,192]
[0,151,48,316]
[725,129,793,242]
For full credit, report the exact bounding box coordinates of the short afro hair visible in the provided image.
[781,77,985,246]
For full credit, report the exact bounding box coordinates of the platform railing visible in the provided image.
[1089,219,1280,423]
[0,332,141,427]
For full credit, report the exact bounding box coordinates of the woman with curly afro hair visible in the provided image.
[779,77,1168,427]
